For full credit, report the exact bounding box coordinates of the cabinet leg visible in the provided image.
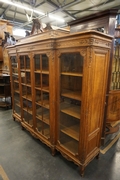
[80,165,85,177]
[51,147,56,156]
[21,125,24,130]
[96,153,100,159]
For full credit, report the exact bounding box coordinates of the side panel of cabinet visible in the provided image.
[106,91,120,122]
[80,47,110,162]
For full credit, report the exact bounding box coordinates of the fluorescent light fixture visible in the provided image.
[13,29,26,37]
[0,0,45,15]
[48,14,65,22]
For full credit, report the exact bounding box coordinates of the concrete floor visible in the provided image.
[0,109,120,180]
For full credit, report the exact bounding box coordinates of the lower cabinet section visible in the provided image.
[7,30,112,176]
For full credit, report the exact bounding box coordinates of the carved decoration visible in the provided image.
[46,42,56,48]
[79,48,87,57]
[56,38,111,48]
[56,51,61,58]
[45,51,54,62]
[87,47,93,68]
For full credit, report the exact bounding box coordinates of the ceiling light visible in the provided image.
[0,0,45,15]
[48,14,65,22]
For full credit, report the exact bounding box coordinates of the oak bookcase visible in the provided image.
[7,30,112,176]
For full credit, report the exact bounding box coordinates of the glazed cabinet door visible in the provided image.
[19,54,34,127]
[56,51,83,156]
[33,54,50,140]
[10,56,21,119]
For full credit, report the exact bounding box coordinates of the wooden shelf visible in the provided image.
[43,99,49,109]
[61,72,83,77]
[35,86,49,92]
[35,84,41,88]
[22,94,32,101]
[14,89,20,93]
[36,107,42,117]
[21,69,30,72]
[61,140,78,154]
[43,112,49,124]
[61,124,79,141]
[61,90,81,101]
[34,70,49,74]
[23,107,32,114]
[12,67,18,70]
[24,119,33,126]
[16,103,21,107]
[43,128,50,138]
[36,100,49,109]
[36,101,42,106]
[21,83,32,87]
[12,73,18,77]
[14,98,20,103]
[12,63,18,66]
[27,119,33,126]
[42,86,49,92]
[36,115,42,120]
[34,70,41,73]
[14,80,19,83]
[42,70,49,74]
[37,123,50,138]
[61,102,80,119]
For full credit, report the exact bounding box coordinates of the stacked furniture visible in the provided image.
[7,30,112,176]
[0,74,11,108]
[68,9,120,143]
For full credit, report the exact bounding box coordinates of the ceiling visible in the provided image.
[0,0,120,32]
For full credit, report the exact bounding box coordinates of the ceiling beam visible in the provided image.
[13,7,17,22]
[0,5,12,18]
[72,0,115,15]
[46,0,77,20]
[35,0,46,8]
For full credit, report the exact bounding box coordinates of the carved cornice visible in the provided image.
[56,37,111,48]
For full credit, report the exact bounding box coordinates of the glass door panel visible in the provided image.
[23,110,33,126]
[42,92,49,108]
[42,74,49,91]
[59,52,83,154]
[11,56,21,117]
[20,55,33,126]
[35,73,41,88]
[34,54,41,71]
[13,92,21,116]
[42,54,49,72]
[34,54,50,139]
[36,90,41,104]
[26,72,31,85]
[36,104,42,119]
